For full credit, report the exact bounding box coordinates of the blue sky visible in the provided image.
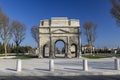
[0,0,119,48]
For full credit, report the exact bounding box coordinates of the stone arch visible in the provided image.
[39,17,81,58]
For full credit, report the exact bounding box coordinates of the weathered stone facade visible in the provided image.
[38,17,81,58]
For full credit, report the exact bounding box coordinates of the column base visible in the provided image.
[49,53,55,59]
[38,54,43,58]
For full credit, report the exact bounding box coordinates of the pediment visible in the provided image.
[52,29,69,33]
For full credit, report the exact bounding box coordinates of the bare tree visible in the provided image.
[31,25,39,47]
[0,7,12,56]
[11,20,26,56]
[111,0,120,26]
[83,22,97,53]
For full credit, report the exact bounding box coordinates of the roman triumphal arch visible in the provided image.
[38,17,81,58]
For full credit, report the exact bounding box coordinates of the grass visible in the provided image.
[0,55,4,57]
[0,53,38,59]
[82,54,120,59]
[13,55,38,59]
[1,53,120,59]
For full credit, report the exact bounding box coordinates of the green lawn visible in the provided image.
[0,55,4,57]
[82,54,120,59]
[1,53,120,59]
[12,55,38,59]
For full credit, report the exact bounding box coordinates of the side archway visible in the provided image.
[70,43,77,57]
[43,44,49,58]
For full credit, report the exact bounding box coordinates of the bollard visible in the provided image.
[114,58,119,70]
[16,59,22,72]
[83,59,88,71]
[49,59,54,71]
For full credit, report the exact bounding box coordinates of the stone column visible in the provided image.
[76,42,80,58]
[49,59,54,71]
[49,38,55,58]
[16,59,22,72]
[78,28,82,58]
[38,36,43,58]
[114,58,119,70]
[49,36,52,58]
[38,46,43,58]
[43,45,45,58]
[49,27,52,58]
[64,45,67,58]
[83,59,88,71]
[66,36,71,58]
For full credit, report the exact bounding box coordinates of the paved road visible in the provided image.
[0,76,120,80]
[0,58,120,76]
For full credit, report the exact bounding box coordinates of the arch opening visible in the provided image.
[71,43,77,57]
[54,40,66,58]
[43,44,49,58]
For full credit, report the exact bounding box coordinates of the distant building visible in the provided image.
[82,44,95,53]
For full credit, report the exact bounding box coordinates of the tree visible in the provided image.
[0,7,12,56]
[83,22,97,53]
[11,20,26,56]
[11,46,32,54]
[111,0,120,26]
[0,42,4,54]
[31,25,39,47]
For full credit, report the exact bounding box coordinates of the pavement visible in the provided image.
[0,57,120,76]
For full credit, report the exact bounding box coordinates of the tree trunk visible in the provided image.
[16,43,19,56]
[4,43,7,56]
[91,49,92,55]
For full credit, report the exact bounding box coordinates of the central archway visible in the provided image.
[54,40,66,58]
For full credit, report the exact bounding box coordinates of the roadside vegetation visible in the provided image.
[0,43,33,54]
[82,54,120,59]
[13,55,37,59]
